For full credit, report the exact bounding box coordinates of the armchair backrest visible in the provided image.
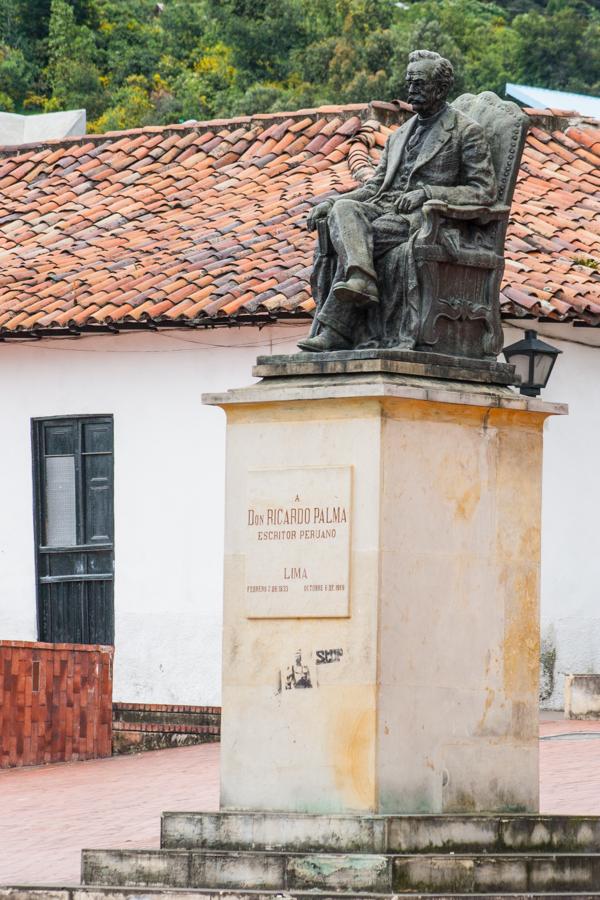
[452,91,529,207]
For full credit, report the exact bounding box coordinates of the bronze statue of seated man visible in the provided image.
[298,49,497,353]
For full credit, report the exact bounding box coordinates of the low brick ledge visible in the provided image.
[113,701,221,714]
[0,639,112,652]
[113,722,220,735]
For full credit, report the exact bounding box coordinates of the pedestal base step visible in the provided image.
[81,847,600,895]
[252,349,517,387]
[161,812,600,854]
[6,891,600,900]
[7,814,600,898]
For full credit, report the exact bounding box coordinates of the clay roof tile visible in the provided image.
[0,103,598,335]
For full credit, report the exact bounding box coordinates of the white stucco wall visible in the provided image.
[0,324,303,704]
[504,323,600,709]
[0,320,596,708]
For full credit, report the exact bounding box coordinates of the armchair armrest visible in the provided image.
[423,200,510,223]
[417,201,510,259]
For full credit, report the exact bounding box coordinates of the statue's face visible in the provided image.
[405,59,447,116]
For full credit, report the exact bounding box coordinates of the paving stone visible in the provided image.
[162,811,386,852]
[528,855,600,892]
[82,849,190,888]
[393,855,475,893]
[7,887,600,899]
[0,892,70,900]
[83,848,392,893]
[501,815,600,851]
[392,853,600,893]
[73,893,202,900]
[472,857,528,892]
[189,852,285,890]
[286,853,391,892]
[387,816,500,853]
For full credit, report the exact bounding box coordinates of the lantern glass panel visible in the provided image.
[508,352,531,384]
[533,352,553,387]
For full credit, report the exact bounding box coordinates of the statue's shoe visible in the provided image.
[333,276,378,308]
[297,328,352,353]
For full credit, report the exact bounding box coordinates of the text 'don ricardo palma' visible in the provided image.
[244,465,352,618]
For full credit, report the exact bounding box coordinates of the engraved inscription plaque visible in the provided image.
[245,466,352,618]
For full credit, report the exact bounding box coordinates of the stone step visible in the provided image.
[161,811,600,855]
[7,891,600,900]
[81,848,600,893]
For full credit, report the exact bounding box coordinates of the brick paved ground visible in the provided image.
[540,715,600,815]
[1,718,600,886]
[0,742,219,886]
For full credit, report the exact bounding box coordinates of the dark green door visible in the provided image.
[33,416,114,645]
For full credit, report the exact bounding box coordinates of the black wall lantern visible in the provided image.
[502,329,562,397]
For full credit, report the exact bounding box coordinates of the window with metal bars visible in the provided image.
[32,416,115,645]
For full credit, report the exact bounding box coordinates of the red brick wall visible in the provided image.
[0,640,113,768]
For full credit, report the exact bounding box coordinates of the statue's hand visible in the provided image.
[307,200,333,232]
[395,189,427,213]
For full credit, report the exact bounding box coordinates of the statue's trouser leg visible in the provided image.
[368,212,416,346]
[328,199,382,281]
[318,200,384,340]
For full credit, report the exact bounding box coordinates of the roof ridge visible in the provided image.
[523,107,600,128]
[1,99,598,161]
[0,103,371,160]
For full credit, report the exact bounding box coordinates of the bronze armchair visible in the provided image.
[410,92,529,358]
[310,92,529,360]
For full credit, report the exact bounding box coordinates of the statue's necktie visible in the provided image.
[407,123,426,150]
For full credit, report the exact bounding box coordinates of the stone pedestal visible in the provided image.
[203,361,565,815]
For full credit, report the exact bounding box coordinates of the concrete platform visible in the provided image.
[161,811,600,854]
[79,809,600,894]
[6,891,600,900]
[80,844,600,893]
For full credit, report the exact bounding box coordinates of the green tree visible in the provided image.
[0,0,596,133]
[159,0,210,63]
[205,0,310,85]
[88,73,152,131]
[45,0,104,116]
[154,42,239,121]
[513,0,600,92]
[385,0,518,97]
[287,0,401,105]
[0,42,33,108]
[94,0,163,84]
[0,0,95,47]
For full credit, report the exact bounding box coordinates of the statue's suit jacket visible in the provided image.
[341,103,497,209]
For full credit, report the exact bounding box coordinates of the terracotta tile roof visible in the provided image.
[0,101,597,338]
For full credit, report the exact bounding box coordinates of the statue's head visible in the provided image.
[406,49,454,117]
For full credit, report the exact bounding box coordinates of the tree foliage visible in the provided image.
[0,0,597,128]
[45,0,104,116]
